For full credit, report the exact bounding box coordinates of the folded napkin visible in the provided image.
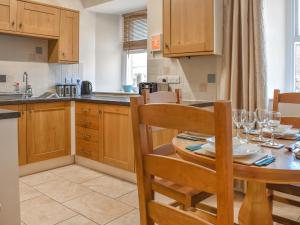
[186,144,203,151]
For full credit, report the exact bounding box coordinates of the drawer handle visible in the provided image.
[81,109,91,113]
[81,133,91,141]
[82,122,91,128]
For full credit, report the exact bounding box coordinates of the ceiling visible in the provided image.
[83,0,147,15]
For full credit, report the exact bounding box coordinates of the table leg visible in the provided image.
[238,181,273,225]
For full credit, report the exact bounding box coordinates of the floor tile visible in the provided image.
[20,171,60,186]
[82,175,136,198]
[106,210,140,225]
[19,182,42,202]
[56,215,98,225]
[34,179,92,203]
[51,165,103,183]
[21,195,77,225]
[64,192,134,225]
[118,190,139,208]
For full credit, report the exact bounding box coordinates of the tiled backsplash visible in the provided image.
[0,34,83,96]
[147,55,222,101]
[0,61,83,96]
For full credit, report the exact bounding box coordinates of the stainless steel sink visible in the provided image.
[0,93,24,100]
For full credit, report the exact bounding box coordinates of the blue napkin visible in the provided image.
[254,156,276,167]
[186,144,203,151]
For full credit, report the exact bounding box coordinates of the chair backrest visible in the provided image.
[273,89,300,128]
[130,96,234,225]
[142,89,182,104]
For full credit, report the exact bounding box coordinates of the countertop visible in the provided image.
[0,95,214,108]
[0,109,20,120]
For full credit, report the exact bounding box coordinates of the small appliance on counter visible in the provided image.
[81,81,93,96]
[56,79,81,97]
[138,82,158,95]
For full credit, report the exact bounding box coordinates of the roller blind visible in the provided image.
[123,10,148,51]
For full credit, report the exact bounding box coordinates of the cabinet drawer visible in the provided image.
[76,126,99,143]
[76,139,99,161]
[103,105,129,115]
[76,103,100,116]
[76,115,99,130]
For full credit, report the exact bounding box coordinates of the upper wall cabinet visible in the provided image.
[17,1,60,37]
[49,10,79,63]
[0,0,79,64]
[163,0,222,57]
[0,0,17,31]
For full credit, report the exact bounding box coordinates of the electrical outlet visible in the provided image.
[0,75,7,83]
[157,75,168,83]
[167,75,180,84]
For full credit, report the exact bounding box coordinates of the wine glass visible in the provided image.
[232,109,246,142]
[253,109,269,142]
[267,111,281,146]
[241,111,257,143]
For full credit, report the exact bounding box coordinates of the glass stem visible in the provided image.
[237,127,240,139]
[259,126,263,140]
[271,131,275,145]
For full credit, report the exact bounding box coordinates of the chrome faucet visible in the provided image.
[22,72,31,98]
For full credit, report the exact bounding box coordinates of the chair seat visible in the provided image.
[153,177,212,208]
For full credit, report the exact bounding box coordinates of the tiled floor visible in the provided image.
[19,165,300,225]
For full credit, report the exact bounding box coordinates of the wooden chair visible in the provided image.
[141,89,181,153]
[131,97,234,225]
[141,89,213,209]
[267,89,300,225]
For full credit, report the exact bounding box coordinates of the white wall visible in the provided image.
[94,13,123,91]
[147,0,222,101]
[264,0,289,99]
[0,0,96,95]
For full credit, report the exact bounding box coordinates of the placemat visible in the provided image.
[193,149,269,166]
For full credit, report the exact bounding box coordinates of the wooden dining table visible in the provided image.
[172,137,300,225]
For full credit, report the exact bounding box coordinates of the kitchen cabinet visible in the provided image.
[75,102,101,161]
[0,104,27,165]
[163,0,222,57]
[27,102,70,163]
[0,0,17,31]
[49,10,79,63]
[16,1,60,37]
[101,105,134,172]
[75,103,135,172]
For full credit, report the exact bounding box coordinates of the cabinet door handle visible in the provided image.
[81,109,90,113]
[165,43,169,49]
[19,23,22,29]
[11,21,15,27]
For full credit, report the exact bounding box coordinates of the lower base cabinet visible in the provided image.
[101,105,135,172]
[76,103,135,172]
[27,102,71,163]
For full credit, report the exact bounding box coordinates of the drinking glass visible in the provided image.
[232,109,246,142]
[241,111,257,143]
[253,109,269,142]
[267,111,281,146]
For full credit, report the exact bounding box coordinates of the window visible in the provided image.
[123,10,148,88]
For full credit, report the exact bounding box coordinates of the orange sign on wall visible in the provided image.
[151,34,162,52]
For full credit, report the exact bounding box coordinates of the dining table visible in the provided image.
[172,136,300,225]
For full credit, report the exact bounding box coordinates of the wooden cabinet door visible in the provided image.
[0,0,17,31]
[27,102,70,163]
[0,104,27,165]
[164,0,214,55]
[60,10,79,62]
[100,105,134,172]
[17,1,60,37]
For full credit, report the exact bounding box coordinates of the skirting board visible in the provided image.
[75,155,137,184]
[19,155,75,177]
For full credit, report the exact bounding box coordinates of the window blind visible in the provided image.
[123,10,148,51]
